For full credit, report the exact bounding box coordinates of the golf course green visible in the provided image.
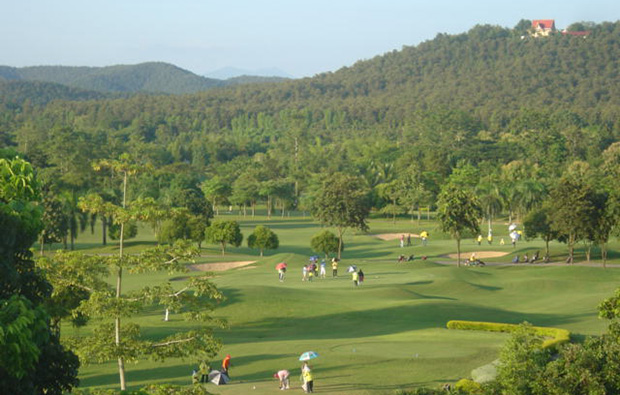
[67,215,620,394]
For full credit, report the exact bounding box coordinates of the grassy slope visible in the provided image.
[64,214,620,394]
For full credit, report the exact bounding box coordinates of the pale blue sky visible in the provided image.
[1,0,617,77]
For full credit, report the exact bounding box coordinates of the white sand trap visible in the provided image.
[447,251,509,259]
[375,233,420,241]
[189,261,256,272]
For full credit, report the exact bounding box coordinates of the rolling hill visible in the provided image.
[0,62,225,95]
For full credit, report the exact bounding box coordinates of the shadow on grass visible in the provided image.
[80,363,192,389]
[463,282,502,291]
[219,301,580,346]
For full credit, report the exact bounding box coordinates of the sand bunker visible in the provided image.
[374,233,420,241]
[446,251,509,259]
[189,261,256,272]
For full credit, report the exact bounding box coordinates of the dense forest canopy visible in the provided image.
[0,20,619,233]
[0,62,288,96]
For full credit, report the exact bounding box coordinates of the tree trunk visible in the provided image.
[487,215,492,236]
[337,228,344,260]
[568,233,575,264]
[102,216,108,246]
[267,195,272,219]
[417,204,421,225]
[456,237,461,268]
[117,173,127,390]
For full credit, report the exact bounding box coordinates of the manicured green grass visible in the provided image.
[64,213,620,394]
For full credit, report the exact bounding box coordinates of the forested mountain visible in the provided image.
[182,20,620,121]
[0,62,225,94]
[0,80,113,106]
[2,20,620,237]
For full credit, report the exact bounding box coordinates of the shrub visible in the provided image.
[446,320,570,349]
[455,378,483,394]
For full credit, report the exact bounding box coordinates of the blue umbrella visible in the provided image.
[299,351,319,361]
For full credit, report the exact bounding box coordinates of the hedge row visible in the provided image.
[446,320,570,349]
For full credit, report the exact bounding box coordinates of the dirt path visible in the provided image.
[189,261,257,272]
[374,233,419,241]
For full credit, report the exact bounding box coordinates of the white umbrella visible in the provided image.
[299,351,319,361]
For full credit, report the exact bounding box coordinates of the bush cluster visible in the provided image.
[446,320,570,349]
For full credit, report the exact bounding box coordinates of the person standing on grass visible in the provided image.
[319,259,326,279]
[352,270,359,286]
[199,360,210,383]
[406,234,411,246]
[420,230,429,246]
[400,234,405,248]
[358,269,364,285]
[332,258,338,277]
[222,354,231,377]
[301,362,314,393]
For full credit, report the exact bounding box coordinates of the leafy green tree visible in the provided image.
[36,251,109,333]
[0,296,50,381]
[78,155,223,391]
[311,173,371,259]
[476,180,503,236]
[0,157,79,394]
[494,323,552,394]
[201,176,231,216]
[548,175,597,264]
[230,171,260,217]
[205,220,243,255]
[437,183,482,266]
[187,215,208,248]
[396,165,434,224]
[523,205,559,259]
[310,230,341,259]
[376,180,405,223]
[38,193,69,253]
[108,220,138,241]
[157,209,194,245]
[247,225,279,256]
[535,338,620,395]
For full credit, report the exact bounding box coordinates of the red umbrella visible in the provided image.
[276,262,288,270]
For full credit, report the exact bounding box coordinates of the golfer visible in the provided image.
[301,362,314,393]
[274,369,290,390]
[331,258,338,277]
[222,354,231,377]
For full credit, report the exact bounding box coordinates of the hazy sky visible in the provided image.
[2,0,618,77]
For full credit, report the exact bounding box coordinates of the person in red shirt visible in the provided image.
[222,354,232,377]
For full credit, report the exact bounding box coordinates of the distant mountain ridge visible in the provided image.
[204,66,293,79]
[0,62,288,96]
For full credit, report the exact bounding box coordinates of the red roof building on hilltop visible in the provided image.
[532,19,556,37]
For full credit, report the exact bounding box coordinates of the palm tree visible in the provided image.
[514,179,546,221]
[476,181,504,236]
